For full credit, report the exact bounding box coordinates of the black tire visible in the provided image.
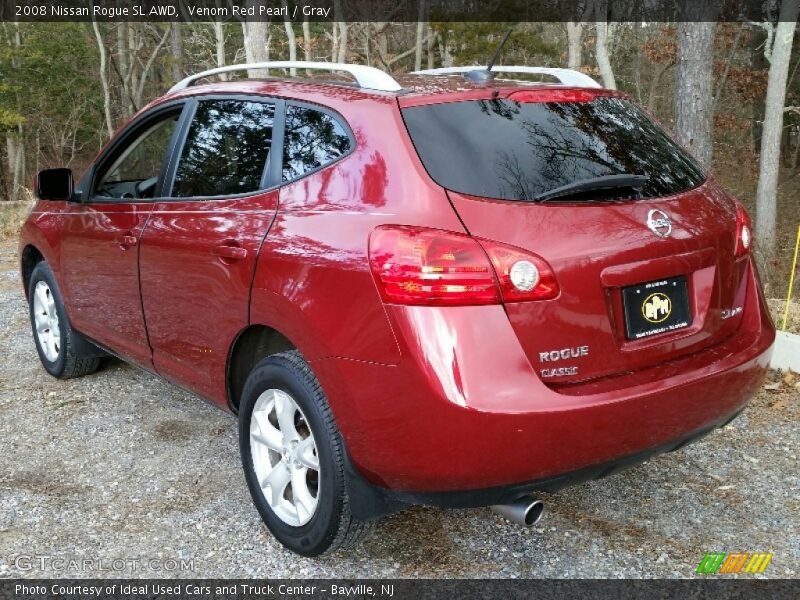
[238,350,371,556]
[28,261,101,379]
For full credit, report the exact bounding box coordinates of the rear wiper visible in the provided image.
[534,174,649,203]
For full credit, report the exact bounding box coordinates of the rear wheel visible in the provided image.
[28,262,101,379]
[239,351,371,556]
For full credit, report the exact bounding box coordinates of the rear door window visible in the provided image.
[401,96,706,202]
[171,99,274,198]
[282,105,351,182]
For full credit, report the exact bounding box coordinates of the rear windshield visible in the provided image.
[401,96,706,202]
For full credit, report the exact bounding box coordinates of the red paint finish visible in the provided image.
[19,77,776,499]
[139,192,279,406]
[59,201,154,368]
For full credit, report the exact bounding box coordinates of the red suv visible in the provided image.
[20,62,775,556]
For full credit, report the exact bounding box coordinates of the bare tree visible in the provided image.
[133,25,170,107]
[755,0,799,263]
[170,23,183,82]
[675,21,716,167]
[594,0,616,89]
[91,20,114,140]
[213,22,227,79]
[302,17,312,61]
[282,1,297,75]
[242,0,270,77]
[414,0,427,71]
[333,0,347,62]
[566,1,592,70]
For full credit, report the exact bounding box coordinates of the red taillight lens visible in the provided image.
[368,226,559,305]
[735,201,753,258]
[479,240,559,302]
[369,226,500,306]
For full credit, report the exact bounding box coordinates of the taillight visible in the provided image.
[735,201,753,258]
[368,225,558,306]
[479,239,559,302]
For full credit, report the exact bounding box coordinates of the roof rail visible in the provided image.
[169,61,403,93]
[411,66,602,89]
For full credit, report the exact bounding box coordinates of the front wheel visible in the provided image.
[28,261,101,379]
[238,351,371,556]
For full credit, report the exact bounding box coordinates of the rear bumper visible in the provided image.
[312,257,774,502]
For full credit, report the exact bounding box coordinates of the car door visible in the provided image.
[59,103,186,369]
[138,96,281,405]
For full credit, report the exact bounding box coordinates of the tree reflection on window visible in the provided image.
[282,106,351,181]
[172,100,274,198]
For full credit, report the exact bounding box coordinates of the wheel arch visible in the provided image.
[226,324,297,413]
[20,244,45,299]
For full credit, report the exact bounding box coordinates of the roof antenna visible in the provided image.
[465,28,513,85]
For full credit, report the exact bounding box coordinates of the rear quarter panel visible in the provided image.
[249,93,464,365]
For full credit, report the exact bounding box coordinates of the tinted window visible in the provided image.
[282,105,351,181]
[402,97,706,202]
[172,100,274,197]
[95,113,178,199]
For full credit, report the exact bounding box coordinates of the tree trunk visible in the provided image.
[594,1,616,89]
[414,0,427,71]
[566,22,583,69]
[755,0,799,264]
[675,21,716,167]
[332,0,347,63]
[213,22,227,79]
[282,2,297,76]
[302,17,312,61]
[242,0,270,79]
[134,25,170,107]
[170,22,183,82]
[426,25,435,68]
[92,20,115,139]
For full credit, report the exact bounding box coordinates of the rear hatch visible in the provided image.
[400,89,749,386]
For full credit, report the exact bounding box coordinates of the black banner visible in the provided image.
[2,580,800,600]
[0,0,796,23]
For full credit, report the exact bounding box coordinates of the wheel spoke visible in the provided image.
[46,335,57,360]
[291,467,317,517]
[250,410,283,451]
[274,392,299,440]
[261,461,291,507]
[296,436,319,470]
[35,285,49,310]
[35,314,49,333]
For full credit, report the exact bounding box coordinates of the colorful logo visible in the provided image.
[696,552,773,574]
[642,292,672,323]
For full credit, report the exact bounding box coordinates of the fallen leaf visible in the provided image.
[769,399,787,410]
[764,382,782,391]
[783,371,797,385]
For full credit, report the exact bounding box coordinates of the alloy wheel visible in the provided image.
[32,281,61,362]
[249,388,320,526]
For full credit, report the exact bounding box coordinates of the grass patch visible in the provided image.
[0,194,34,240]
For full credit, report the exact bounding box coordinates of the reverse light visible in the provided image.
[369,226,559,306]
[735,201,753,258]
[478,239,559,302]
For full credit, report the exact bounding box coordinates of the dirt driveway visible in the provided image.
[0,240,797,578]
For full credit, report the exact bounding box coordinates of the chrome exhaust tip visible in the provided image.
[490,497,544,527]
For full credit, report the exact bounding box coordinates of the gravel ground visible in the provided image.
[0,239,798,579]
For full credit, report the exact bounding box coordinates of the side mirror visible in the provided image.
[36,168,73,201]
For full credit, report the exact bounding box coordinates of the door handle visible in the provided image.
[117,233,138,249]
[212,244,248,261]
